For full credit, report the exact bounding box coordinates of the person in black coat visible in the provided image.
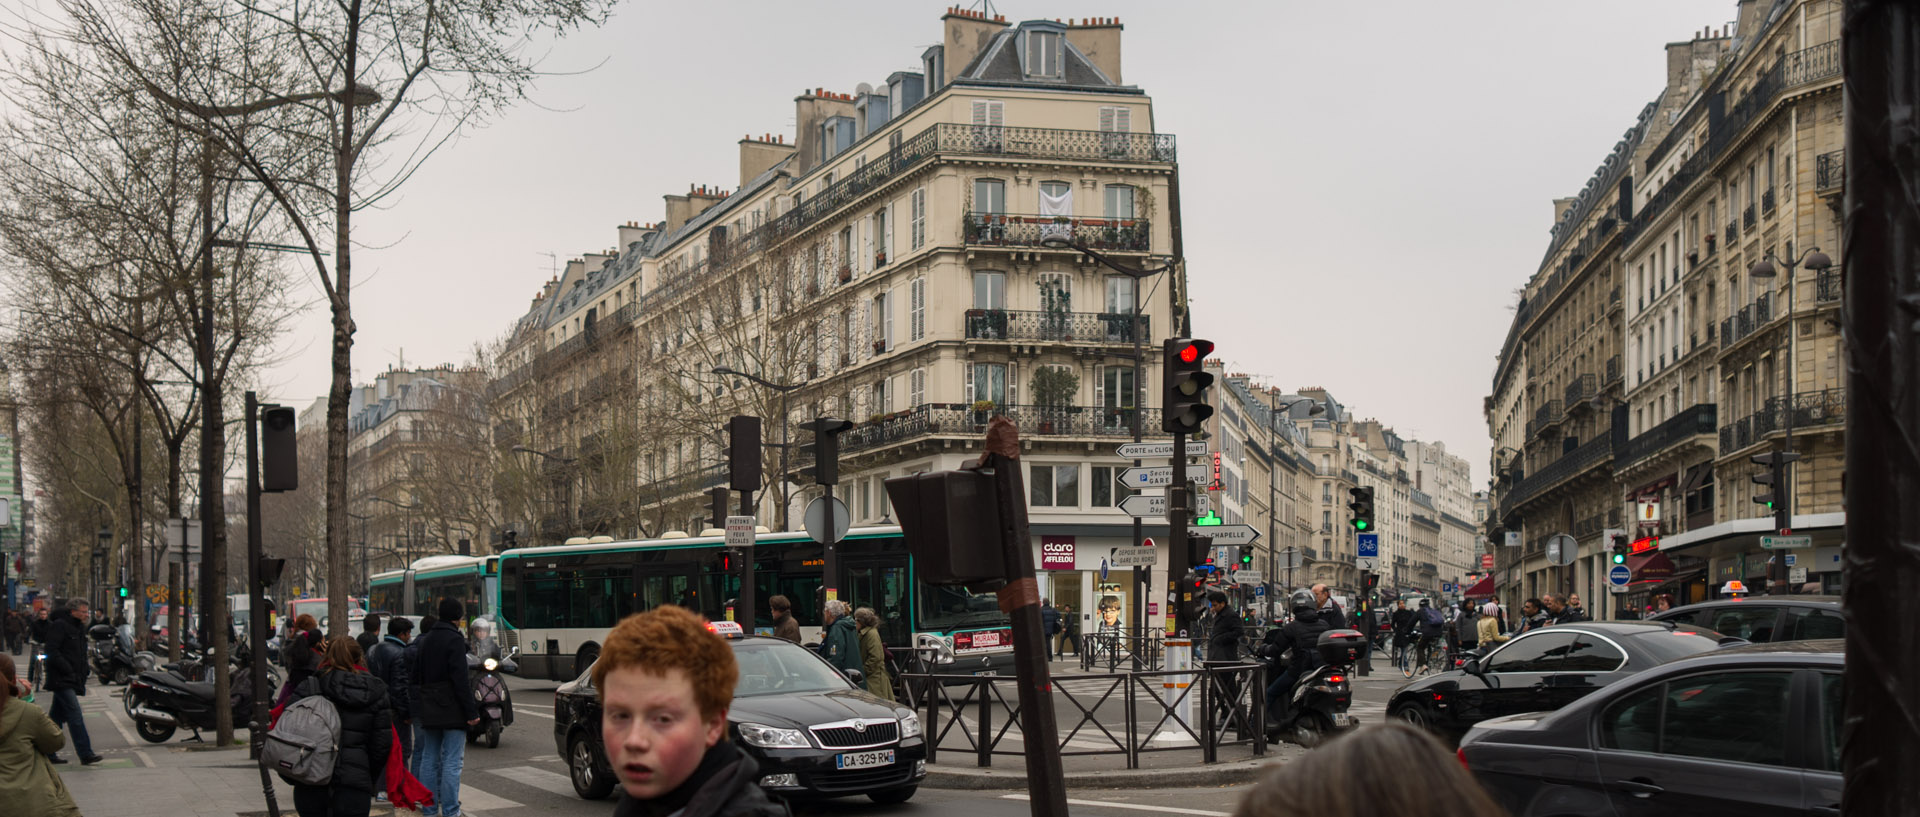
[1040,601,1061,660]
[396,615,435,774]
[42,601,101,765]
[1204,590,1243,662]
[411,600,478,817]
[290,636,392,817]
[366,616,414,800]
[1263,590,1332,722]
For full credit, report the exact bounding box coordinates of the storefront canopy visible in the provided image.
[1462,574,1496,598]
[1627,550,1676,583]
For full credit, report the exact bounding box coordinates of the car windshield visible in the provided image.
[731,639,856,698]
[916,583,1009,632]
[1627,625,1731,664]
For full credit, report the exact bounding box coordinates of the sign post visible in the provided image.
[1608,563,1632,593]
[1356,532,1380,572]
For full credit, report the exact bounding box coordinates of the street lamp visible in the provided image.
[1748,247,1833,594]
[511,445,579,541]
[95,528,112,613]
[711,366,807,530]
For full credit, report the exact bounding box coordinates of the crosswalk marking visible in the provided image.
[1001,794,1233,816]
[456,782,523,812]
[488,765,578,797]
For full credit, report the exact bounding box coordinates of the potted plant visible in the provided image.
[874,250,887,267]
[972,399,996,413]
[837,265,853,283]
[1039,280,1072,341]
[873,340,887,355]
[1030,367,1078,433]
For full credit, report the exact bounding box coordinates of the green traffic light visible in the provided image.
[1354,520,1369,530]
[1611,553,1626,565]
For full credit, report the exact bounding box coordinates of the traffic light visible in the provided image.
[727,415,762,492]
[1195,511,1223,526]
[1237,547,1254,567]
[1348,486,1375,532]
[709,487,729,530]
[116,586,130,600]
[261,405,298,492]
[885,469,1008,586]
[1751,450,1800,530]
[1161,338,1216,434]
[1183,569,1206,590]
[800,418,855,485]
[1610,533,1628,565]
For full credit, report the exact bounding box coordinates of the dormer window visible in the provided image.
[1022,24,1066,80]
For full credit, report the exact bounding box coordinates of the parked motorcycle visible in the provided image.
[1265,628,1365,747]
[89,624,153,686]
[125,654,262,743]
[466,646,518,748]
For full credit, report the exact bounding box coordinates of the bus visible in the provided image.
[367,555,499,620]
[496,525,1014,681]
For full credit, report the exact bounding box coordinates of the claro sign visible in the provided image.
[1040,536,1076,570]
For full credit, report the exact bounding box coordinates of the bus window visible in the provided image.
[641,573,696,615]
[847,565,910,646]
[917,583,1006,633]
[772,573,823,630]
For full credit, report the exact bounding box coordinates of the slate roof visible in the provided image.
[955,22,1139,93]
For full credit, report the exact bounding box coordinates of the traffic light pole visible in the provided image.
[244,392,283,817]
[1170,431,1193,637]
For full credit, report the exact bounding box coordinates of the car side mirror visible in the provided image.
[844,668,865,686]
[1463,658,1483,676]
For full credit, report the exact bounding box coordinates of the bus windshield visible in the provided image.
[916,583,1008,632]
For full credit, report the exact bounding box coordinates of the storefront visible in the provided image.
[1656,511,1845,601]
[1029,529,1170,640]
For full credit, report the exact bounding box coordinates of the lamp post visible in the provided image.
[1265,396,1324,617]
[511,445,578,542]
[1039,235,1172,634]
[95,528,112,613]
[711,367,807,530]
[1747,247,1832,595]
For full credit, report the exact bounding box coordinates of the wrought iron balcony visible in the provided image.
[1605,354,1622,384]
[1721,388,1846,454]
[1743,205,1757,231]
[1816,149,1845,192]
[839,403,1166,454]
[1564,374,1596,408]
[963,213,1151,253]
[1761,187,1776,214]
[1784,40,1841,88]
[1505,433,1614,510]
[1816,268,1842,303]
[963,308,1149,344]
[1617,404,1716,469]
[1726,222,1737,244]
[1531,399,1563,437]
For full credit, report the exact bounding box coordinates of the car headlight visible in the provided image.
[483,657,499,671]
[737,722,810,749]
[899,712,921,739]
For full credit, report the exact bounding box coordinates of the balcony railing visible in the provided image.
[1817,149,1845,191]
[963,213,1151,253]
[1784,40,1841,87]
[1726,222,1737,244]
[1761,187,1776,214]
[1743,205,1757,231]
[1608,287,1622,313]
[1564,373,1596,407]
[1720,388,1847,453]
[1723,292,1777,348]
[1816,268,1842,303]
[1616,404,1717,469]
[1505,433,1614,512]
[1605,354,1622,384]
[962,309,1149,344]
[839,403,1166,454]
[1531,399,1563,437]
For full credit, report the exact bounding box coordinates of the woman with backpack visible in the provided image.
[287,636,392,817]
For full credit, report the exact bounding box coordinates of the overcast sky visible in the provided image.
[232,0,1735,487]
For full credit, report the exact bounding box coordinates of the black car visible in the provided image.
[1387,621,1732,743]
[553,625,926,804]
[1459,639,1843,816]
[1648,596,1842,643]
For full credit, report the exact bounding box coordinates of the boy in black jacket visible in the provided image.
[595,605,787,817]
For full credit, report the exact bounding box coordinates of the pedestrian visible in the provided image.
[1516,598,1548,633]
[820,600,860,675]
[1479,599,1503,633]
[367,616,414,803]
[1456,605,1479,653]
[279,613,325,709]
[852,607,894,701]
[1040,600,1061,660]
[411,600,478,817]
[27,608,50,687]
[1310,584,1347,630]
[1543,593,1587,625]
[399,615,436,775]
[1205,590,1243,661]
[1231,723,1502,817]
[41,602,101,766]
[593,605,788,817]
[356,613,384,655]
[768,596,801,644]
[1653,594,1673,613]
[1476,605,1508,648]
[289,637,392,817]
[1262,588,1329,722]
[1060,603,1080,657]
[5,611,25,655]
[0,653,80,816]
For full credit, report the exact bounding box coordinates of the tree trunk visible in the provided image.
[198,143,234,746]
[325,77,358,638]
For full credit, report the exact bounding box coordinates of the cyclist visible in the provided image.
[1414,599,1446,672]
[1388,600,1416,668]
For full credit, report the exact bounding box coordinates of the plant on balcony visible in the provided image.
[967,308,1009,339]
[972,399,997,413]
[873,340,887,355]
[837,265,852,283]
[1030,366,1079,433]
[1039,279,1073,340]
[874,251,887,267]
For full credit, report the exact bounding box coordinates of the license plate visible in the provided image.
[835,749,896,770]
[1333,712,1350,726]
[974,670,998,676]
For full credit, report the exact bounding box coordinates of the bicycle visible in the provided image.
[1394,636,1416,679]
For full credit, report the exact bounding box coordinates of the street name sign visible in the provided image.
[1111,547,1156,567]
[1115,441,1211,459]
[1189,524,1259,546]
[725,516,756,548]
[1117,466,1174,487]
[1760,535,1813,549]
[1116,492,1209,518]
[1234,570,1262,586]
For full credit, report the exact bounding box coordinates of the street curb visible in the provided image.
[921,752,1293,790]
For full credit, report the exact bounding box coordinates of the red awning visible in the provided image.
[1627,550,1677,582]
[1461,574,1496,598]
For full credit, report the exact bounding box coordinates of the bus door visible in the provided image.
[845,560,911,647]
[637,561,703,620]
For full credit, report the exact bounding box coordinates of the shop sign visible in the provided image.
[1636,498,1661,524]
[1040,536,1076,570]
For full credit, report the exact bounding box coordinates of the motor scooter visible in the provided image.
[89,624,152,686]
[1265,628,1365,747]
[125,653,260,743]
[466,646,518,748]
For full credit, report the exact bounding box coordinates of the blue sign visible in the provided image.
[1608,564,1633,587]
[1254,587,1266,597]
[1357,533,1380,559]
[1442,582,1457,594]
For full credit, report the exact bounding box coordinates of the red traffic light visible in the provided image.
[1177,340,1214,364]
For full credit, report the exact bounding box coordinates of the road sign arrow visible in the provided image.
[1117,493,1167,518]
[1189,524,1259,545]
[1115,441,1211,459]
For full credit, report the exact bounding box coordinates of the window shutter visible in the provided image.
[972,99,1003,126]
[884,289,895,350]
[1114,107,1131,133]
[1008,362,1017,405]
[911,277,925,341]
[1094,365,1106,406]
[886,376,898,413]
[965,363,974,403]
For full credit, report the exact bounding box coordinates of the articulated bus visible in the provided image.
[496,525,1015,681]
[367,555,499,620]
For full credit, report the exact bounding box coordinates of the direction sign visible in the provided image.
[1117,492,1210,518]
[1115,441,1211,459]
[1356,557,1378,571]
[1117,466,1174,487]
[1188,524,1259,546]
[1111,547,1156,567]
[725,515,756,548]
[1356,533,1380,559]
[1233,570,1262,586]
[1608,564,1632,587]
[1759,535,1813,549]
[1546,533,1578,566]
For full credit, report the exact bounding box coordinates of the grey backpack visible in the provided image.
[262,694,342,786]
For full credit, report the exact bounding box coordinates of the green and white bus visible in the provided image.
[496,525,1015,681]
[367,555,499,620]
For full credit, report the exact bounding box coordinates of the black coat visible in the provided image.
[611,740,789,817]
[1040,605,1060,636]
[367,636,411,722]
[44,612,89,692]
[1317,601,1348,631]
[1206,607,1244,662]
[411,621,477,728]
[291,670,393,795]
[283,629,323,691]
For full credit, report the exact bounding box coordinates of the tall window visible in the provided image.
[871,292,892,353]
[910,277,926,340]
[969,362,1008,405]
[1104,185,1136,219]
[971,100,1004,151]
[874,206,889,264]
[974,178,1006,215]
[1030,463,1079,507]
[909,367,926,406]
[1104,275,1135,313]
[1026,30,1061,77]
[1099,107,1132,158]
[973,271,1006,309]
[910,187,926,249]
[1091,466,1135,507]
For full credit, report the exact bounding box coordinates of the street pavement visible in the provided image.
[23,654,1406,816]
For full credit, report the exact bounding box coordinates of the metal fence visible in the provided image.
[900,661,1268,769]
[1078,627,1166,673]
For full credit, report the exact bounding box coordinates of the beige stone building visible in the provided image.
[345,366,488,581]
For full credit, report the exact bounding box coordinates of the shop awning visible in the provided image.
[1627,550,1676,582]
[1461,574,1496,598]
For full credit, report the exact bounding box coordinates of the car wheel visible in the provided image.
[136,718,176,743]
[868,786,917,805]
[569,732,614,800]
[1391,702,1431,731]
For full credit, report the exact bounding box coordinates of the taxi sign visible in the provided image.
[706,620,746,638]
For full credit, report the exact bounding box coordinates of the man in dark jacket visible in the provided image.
[1040,600,1061,660]
[412,600,478,817]
[768,596,801,644]
[1263,589,1331,722]
[820,601,860,674]
[43,601,102,765]
[1310,584,1348,630]
[290,644,393,816]
[1204,590,1243,662]
[398,614,435,773]
[368,616,413,801]
[356,612,384,655]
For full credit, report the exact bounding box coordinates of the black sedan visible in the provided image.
[553,630,926,804]
[1649,595,1842,643]
[1459,639,1843,816]
[1387,621,1731,742]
